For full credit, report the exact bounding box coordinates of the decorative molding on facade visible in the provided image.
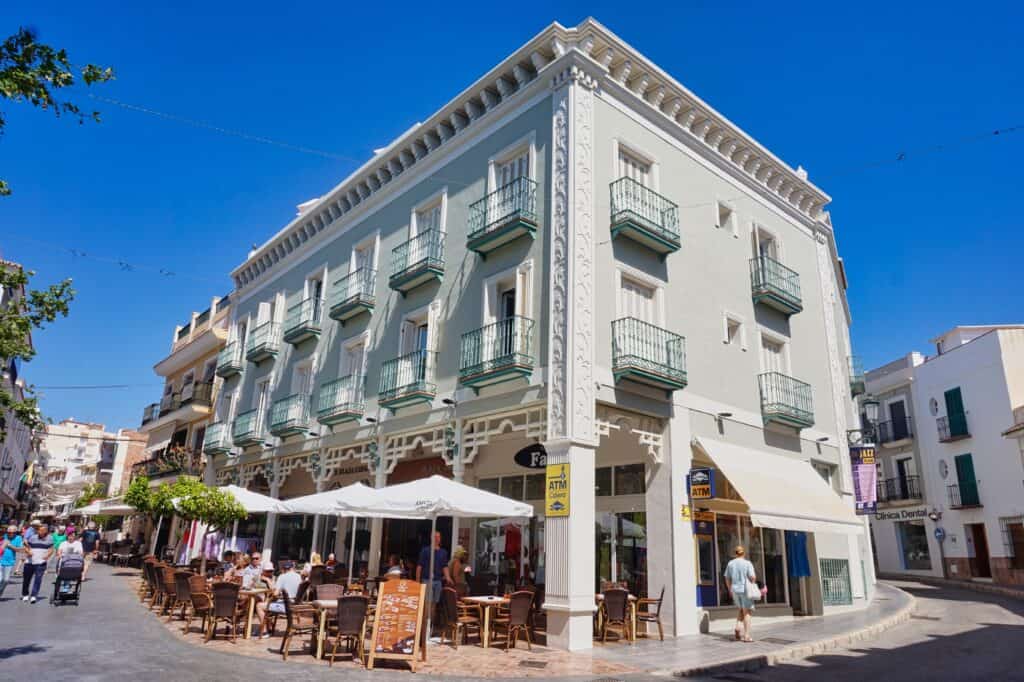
[460,405,548,465]
[594,404,665,464]
[546,75,571,440]
[815,233,852,491]
[230,19,830,296]
[380,427,449,474]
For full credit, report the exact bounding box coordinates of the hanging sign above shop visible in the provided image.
[688,467,716,500]
[545,463,570,517]
[850,446,877,515]
[514,443,548,469]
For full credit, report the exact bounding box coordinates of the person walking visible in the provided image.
[22,523,55,604]
[80,522,100,579]
[723,545,758,642]
[58,530,84,565]
[0,525,24,597]
[415,531,451,632]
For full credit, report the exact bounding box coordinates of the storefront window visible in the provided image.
[761,528,786,604]
[716,514,739,606]
[614,464,646,495]
[525,473,545,500]
[479,477,499,495]
[596,467,612,496]
[616,511,648,597]
[475,517,536,592]
[696,534,715,584]
[500,475,525,501]
[897,520,932,570]
[596,512,615,589]
[274,514,313,563]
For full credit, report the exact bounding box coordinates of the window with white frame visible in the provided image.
[254,378,271,432]
[414,201,443,236]
[724,314,746,350]
[483,262,533,324]
[760,334,787,374]
[341,336,368,401]
[351,236,377,274]
[717,201,736,235]
[1000,517,1024,569]
[813,461,836,490]
[306,272,325,322]
[291,361,314,397]
[494,149,530,187]
[617,147,651,186]
[180,369,195,401]
[752,224,779,260]
[619,275,657,324]
[217,390,235,423]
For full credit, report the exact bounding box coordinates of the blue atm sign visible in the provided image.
[688,468,716,500]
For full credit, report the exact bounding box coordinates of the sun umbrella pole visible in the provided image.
[347,516,358,588]
[231,518,239,553]
[426,515,436,647]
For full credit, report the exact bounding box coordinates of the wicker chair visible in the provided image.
[636,586,664,640]
[207,582,247,643]
[600,588,631,644]
[492,591,534,651]
[168,571,194,622]
[308,564,326,591]
[279,592,317,660]
[140,558,157,601]
[328,594,369,666]
[160,567,178,616]
[149,563,168,610]
[440,587,481,649]
[185,575,213,635]
[314,583,344,601]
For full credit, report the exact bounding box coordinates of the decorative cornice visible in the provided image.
[232,18,833,294]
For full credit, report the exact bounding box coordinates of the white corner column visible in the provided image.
[665,409,701,635]
[367,448,387,575]
[542,57,599,652]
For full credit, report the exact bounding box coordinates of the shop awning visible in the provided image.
[693,437,863,536]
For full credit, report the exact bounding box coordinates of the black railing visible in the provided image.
[938,412,969,441]
[181,381,214,407]
[876,475,922,503]
[877,417,913,444]
[948,481,981,508]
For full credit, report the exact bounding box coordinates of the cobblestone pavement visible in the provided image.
[0,564,957,681]
[691,579,1024,682]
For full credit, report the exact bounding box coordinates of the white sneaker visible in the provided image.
[21,596,28,602]
[29,596,37,604]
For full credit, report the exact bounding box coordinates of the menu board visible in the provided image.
[367,578,426,671]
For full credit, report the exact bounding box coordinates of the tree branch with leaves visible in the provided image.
[0,26,114,196]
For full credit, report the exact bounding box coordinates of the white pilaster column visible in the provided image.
[542,57,599,652]
[665,409,700,635]
[310,476,325,556]
[367,450,387,575]
[450,417,464,556]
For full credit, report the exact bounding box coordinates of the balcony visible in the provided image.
[389,230,444,295]
[181,381,213,407]
[268,394,311,438]
[467,177,538,257]
[750,256,803,315]
[876,475,922,504]
[158,392,181,417]
[316,375,365,426]
[878,417,913,446]
[948,481,982,509]
[460,316,535,390]
[283,298,322,345]
[379,349,437,410]
[609,177,681,257]
[849,356,865,397]
[938,412,970,442]
[141,403,160,426]
[758,372,814,429]
[245,321,281,363]
[328,268,376,324]
[202,421,232,456]
[231,409,265,448]
[611,317,687,393]
[216,341,244,378]
[131,448,205,481]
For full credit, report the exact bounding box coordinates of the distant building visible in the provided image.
[0,259,37,520]
[108,429,147,495]
[867,325,1024,587]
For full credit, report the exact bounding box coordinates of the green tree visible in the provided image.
[123,475,152,514]
[176,485,246,574]
[73,480,106,508]
[0,264,75,441]
[0,27,114,196]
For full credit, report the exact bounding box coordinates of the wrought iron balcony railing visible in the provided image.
[328,268,376,323]
[938,412,970,442]
[609,177,681,255]
[232,408,264,447]
[216,341,244,377]
[876,475,922,503]
[202,421,231,455]
[158,392,181,417]
[316,375,365,426]
[948,481,981,508]
[268,394,311,437]
[245,321,281,363]
[141,403,160,425]
[181,381,213,407]
[849,356,865,397]
[750,256,802,315]
[459,316,535,388]
[283,297,322,344]
[467,177,538,255]
[611,317,687,392]
[878,417,913,444]
[758,371,814,428]
[389,229,444,294]
[379,349,437,409]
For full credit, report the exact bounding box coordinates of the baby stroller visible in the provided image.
[52,554,85,606]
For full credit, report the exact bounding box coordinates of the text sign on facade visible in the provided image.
[514,443,548,469]
[688,467,716,500]
[545,463,570,517]
[850,445,877,515]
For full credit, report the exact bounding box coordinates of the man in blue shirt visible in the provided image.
[416,531,451,627]
[0,525,24,596]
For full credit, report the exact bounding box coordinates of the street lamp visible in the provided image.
[847,394,881,446]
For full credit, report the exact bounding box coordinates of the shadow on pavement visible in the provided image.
[896,583,1024,617]
[0,644,48,660]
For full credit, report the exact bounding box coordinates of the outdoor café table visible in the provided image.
[461,595,509,648]
[594,592,638,642]
[239,587,269,640]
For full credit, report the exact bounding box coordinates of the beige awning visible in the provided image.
[693,437,863,536]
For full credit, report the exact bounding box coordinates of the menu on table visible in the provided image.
[367,578,425,671]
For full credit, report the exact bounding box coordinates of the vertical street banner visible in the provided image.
[850,445,877,515]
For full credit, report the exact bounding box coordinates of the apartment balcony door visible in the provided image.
[889,400,909,440]
[967,523,992,578]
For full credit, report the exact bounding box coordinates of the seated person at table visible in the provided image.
[223,554,249,582]
[220,551,235,574]
[325,552,337,570]
[257,561,302,638]
[386,554,404,576]
[241,552,263,587]
[301,552,323,578]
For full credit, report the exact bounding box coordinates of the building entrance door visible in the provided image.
[967,523,992,578]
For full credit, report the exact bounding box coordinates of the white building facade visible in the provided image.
[209,18,872,650]
[867,326,1024,588]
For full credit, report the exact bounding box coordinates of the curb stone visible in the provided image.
[878,573,1024,601]
[674,585,916,678]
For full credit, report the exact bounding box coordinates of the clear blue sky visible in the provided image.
[3,2,1022,432]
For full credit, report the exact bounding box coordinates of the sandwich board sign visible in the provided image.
[367,578,426,671]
